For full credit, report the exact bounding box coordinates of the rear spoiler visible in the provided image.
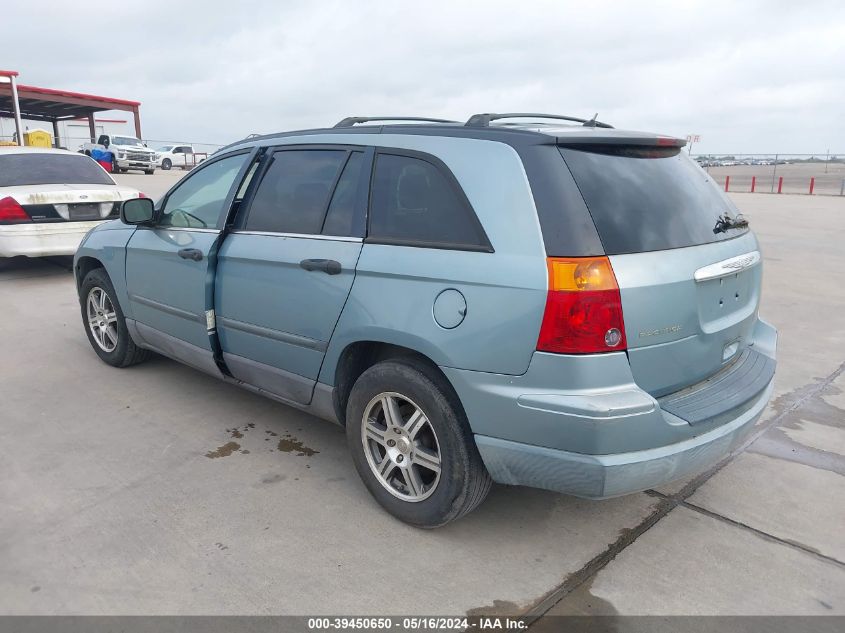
[555,135,686,148]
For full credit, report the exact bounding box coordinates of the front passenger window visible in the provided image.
[159,153,250,229]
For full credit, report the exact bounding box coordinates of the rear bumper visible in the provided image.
[443,317,777,497]
[475,379,772,498]
[0,221,105,257]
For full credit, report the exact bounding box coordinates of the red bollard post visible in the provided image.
[809,177,815,195]
[724,175,730,192]
[777,176,783,194]
[751,176,756,193]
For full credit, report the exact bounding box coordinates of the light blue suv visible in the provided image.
[75,114,777,527]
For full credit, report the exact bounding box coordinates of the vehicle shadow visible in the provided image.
[0,255,74,278]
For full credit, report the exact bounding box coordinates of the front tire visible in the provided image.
[161,158,172,170]
[79,268,150,368]
[144,169,155,175]
[346,359,492,528]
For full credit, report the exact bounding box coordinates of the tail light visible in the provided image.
[138,192,148,198]
[0,196,30,223]
[537,256,627,354]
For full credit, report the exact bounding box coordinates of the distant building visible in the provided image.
[0,116,134,150]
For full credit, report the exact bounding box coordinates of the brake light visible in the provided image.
[0,196,30,222]
[537,256,627,354]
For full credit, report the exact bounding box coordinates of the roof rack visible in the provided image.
[465,113,614,129]
[333,116,459,128]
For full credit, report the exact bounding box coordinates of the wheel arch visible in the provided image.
[331,340,464,427]
[74,255,106,291]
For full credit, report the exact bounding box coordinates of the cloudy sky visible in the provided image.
[3,0,843,153]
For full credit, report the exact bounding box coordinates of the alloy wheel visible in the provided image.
[361,392,442,502]
[86,287,119,352]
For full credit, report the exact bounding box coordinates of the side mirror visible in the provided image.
[121,198,155,225]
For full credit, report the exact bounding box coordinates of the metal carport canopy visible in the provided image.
[0,70,142,147]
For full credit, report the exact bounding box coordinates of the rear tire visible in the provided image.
[144,169,155,175]
[79,268,150,368]
[346,358,492,528]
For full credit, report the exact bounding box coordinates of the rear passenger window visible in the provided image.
[245,150,346,234]
[368,153,490,250]
[322,152,364,237]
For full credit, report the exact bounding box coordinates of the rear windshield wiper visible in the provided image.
[713,213,749,234]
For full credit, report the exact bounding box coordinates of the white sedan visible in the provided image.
[0,147,143,258]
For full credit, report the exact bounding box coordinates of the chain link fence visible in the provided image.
[692,153,845,196]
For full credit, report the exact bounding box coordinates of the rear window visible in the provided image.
[0,153,114,187]
[559,146,747,255]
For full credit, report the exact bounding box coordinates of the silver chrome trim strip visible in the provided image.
[219,316,328,352]
[694,250,761,282]
[230,230,362,242]
[130,294,206,323]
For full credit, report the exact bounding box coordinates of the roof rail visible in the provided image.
[333,116,459,128]
[465,113,614,129]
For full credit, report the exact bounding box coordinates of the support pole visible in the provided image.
[770,155,779,192]
[133,106,142,140]
[87,113,96,143]
[809,177,815,195]
[9,74,24,146]
[51,119,60,148]
[777,177,783,194]
[724,175,730,192]
[751,176,756,193]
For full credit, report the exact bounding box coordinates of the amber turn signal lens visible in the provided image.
[546,257,619,292]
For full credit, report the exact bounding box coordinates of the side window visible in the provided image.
[159,153,250,229]
[368,153,490,250]
[97,135,109,145]
[322,152,364,237]
[244,150,346,234]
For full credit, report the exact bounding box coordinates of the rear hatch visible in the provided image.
[0,152,127,223]
[558,143,760,397]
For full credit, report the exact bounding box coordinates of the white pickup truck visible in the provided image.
[80,134,156,174]
[154,144,208,171]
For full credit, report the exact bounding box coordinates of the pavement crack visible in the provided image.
[678,498,845,568]
[522,495,679,626]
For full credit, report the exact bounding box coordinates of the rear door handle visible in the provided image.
[178,248,203,261]
[300,258,342,275]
